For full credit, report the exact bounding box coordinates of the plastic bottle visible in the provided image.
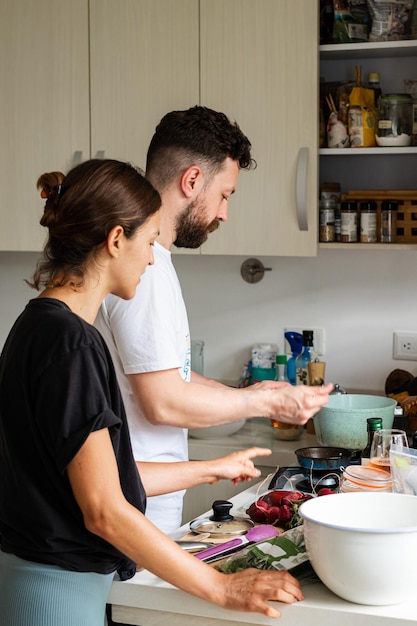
[275,354,290,383]
[295,330,317,386]
[284,331,303,385]
[361,417,383,465]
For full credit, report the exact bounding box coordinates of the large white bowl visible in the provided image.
[300,492,417,605]
[188,419,246,439]
[314,394,396,450]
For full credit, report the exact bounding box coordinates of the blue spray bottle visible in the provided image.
[284,331,303,385]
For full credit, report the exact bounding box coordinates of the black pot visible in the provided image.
[295,446,352,471]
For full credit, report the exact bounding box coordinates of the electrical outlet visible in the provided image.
[393,331,417,361]
[284,327,325,356]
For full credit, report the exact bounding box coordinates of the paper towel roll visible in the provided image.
[251,343,278,368]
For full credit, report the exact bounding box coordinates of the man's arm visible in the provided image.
[128,368,332,428]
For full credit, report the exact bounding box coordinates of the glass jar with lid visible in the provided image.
[377,94,413,147]
[380,200,398,243]
[360,201,377,243]
[340,200,358,243]
[340,465,392,493]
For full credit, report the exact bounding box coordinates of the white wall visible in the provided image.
[1,249,417,393]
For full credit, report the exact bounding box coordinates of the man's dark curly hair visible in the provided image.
[146,105,256,191]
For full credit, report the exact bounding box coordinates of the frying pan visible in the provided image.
[295,446,352,471]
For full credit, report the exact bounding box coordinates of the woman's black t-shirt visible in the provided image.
[0,298,146,580]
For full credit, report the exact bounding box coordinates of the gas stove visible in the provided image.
[268,466,341,493]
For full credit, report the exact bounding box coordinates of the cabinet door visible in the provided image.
[199,0,318,256]
[89,0,199,171]
[0,1,90,251]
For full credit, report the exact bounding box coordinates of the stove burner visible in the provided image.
[268,465,341,493]
[295,474,339,493]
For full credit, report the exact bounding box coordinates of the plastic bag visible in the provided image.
[349,86,378,147]
[216,526,320,585]
[367,0,414,41]
[332,0,369,42]
[390,445,417,495]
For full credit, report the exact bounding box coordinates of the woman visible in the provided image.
[0,159,303,625]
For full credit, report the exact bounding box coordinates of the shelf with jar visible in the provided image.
[318,36,417,250]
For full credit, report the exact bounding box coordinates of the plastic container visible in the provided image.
[377,94,413,147]
[380,200,398,243]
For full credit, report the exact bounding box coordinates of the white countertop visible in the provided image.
[188,417,318,468]
[108,481,416,626]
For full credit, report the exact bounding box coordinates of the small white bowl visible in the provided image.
[188,420,246,439]
[300,491,417,605]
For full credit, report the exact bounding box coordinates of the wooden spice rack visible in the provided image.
[342,190,417,244]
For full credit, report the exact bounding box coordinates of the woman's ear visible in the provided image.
[180,165,203,198]
[107,225,124,258]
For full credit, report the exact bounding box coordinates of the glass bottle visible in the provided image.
[295,330,317,386]
[367,72,382,105]
[271,355,303,440]
[361,417,383,465]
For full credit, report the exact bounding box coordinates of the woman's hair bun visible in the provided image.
[37,171,65,227]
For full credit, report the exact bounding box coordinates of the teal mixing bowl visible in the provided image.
[313,394,397,450]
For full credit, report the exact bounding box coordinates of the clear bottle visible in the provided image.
[271,355,303,440]
[295,330,317,386]
[361,417,383,465]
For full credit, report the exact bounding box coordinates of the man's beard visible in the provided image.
[174,199,220,249]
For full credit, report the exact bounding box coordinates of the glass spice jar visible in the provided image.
[380,200,398,243]
[319,198,335,242]
[360,201,377,243]
[340,201,358,243]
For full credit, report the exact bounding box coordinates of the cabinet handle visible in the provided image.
[72,151,83,166]
[295,147,309,232]
[96,150,105,159]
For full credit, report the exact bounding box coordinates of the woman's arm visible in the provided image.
[136,447,272,496]
[67,429,303,618]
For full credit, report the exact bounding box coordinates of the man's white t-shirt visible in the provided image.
[95,242,190,533]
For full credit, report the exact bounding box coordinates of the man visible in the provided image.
[95,106,332,533]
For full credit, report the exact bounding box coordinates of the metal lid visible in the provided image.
[189,500,254,536]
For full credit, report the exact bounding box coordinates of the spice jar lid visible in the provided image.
[381,200,398,211]
[340,201,357,211]
[381,94,412,102]
[360,201,377,211]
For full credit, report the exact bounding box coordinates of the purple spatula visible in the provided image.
[195,524,280,562]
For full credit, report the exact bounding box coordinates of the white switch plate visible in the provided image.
[393,331,417,361]
[284,327,325,356]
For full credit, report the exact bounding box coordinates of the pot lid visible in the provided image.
[190,499,254,536]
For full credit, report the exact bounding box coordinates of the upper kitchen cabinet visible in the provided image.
[199,0,319,256]
[0,1,90,251]
[89,0,199,170]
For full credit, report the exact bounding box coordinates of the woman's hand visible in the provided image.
[216,568,304,618]
[208,446,271,485]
